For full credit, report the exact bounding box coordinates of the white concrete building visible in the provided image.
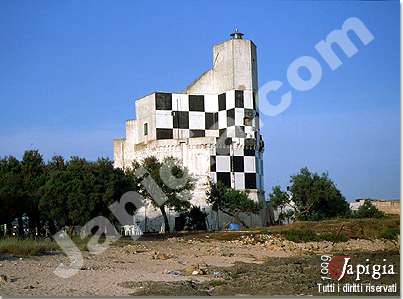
[114,31,266,232]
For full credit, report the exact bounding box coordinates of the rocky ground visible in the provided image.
[0,233,400,296]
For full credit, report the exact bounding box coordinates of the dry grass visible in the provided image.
[0,238,58,257]
[171,215,400,242]
[0,236,91,257]
[264,215,400,240]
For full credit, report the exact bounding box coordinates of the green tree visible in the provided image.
[287,167,350,220]
[135,156,195,233]
[354,200,385,218]
[183,206,208,231]
[21,150,46,235]
[206,180,261,228]
[39,156,137,234]
[268,185,295,223]
[0,156,24,235]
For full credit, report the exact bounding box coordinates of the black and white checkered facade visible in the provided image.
[154,89,264,192]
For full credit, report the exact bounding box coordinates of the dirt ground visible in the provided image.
[0,232,400,296]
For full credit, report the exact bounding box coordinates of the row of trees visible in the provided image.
[2,150,382,236]
[0,150,259,236]
[0,150,137,236]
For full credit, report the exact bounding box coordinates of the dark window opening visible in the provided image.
[235,90,244,108]
[218,93,226,111]
[244,117,253,126]
[210,156,216,172]
[144,123,148,136]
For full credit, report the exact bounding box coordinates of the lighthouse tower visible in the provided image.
[113,31,265,232]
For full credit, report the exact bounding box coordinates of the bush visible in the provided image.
[281,229,318,242]
[177,206,208,231]
[380,228,399,240]
[354,200,385,219]
[281,229,349,243]
[318,232,349,242]
[0,238,58,256]
[185,206,207,230]
[209,280,225,287]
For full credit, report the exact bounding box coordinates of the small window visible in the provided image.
[244,117,253,126]
[144,123,148,136]
[235,90,244,108]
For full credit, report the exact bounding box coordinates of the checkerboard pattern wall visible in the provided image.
[153,90,264,191]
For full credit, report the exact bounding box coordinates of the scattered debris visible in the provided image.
[182,264,208,276]
[220,249,234,257]
[151,251,174,260]
[0,275,8,283]
[124,244,148,255]
[166,270,180,276]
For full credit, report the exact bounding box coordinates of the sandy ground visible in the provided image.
[0,233,399,296]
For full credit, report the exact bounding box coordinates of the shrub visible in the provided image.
[318,232,349,242]
[380,228,399,240]
[281,229,318,242]
[209,280,225,287]
[354,200,385,219]
[185,206,208,231]
[281,229,349,243]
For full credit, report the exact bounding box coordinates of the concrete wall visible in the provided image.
[350,199,400,215]
[185,39,257,95]
[134,93,156,144]
[115,137,266,232]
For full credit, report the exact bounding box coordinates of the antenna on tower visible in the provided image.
[230,28,244,39]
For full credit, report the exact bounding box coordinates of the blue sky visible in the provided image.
[0,0,399,200]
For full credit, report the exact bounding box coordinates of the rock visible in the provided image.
[165,270,180,276]
[183,265,199,275]
[152,251,172,260]
[24,285,35,289]
[0,275,8,283]
[192,270,199,275]
[220,250,234,257]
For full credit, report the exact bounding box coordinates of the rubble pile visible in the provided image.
[226,233,399,254]
[123,244,149,255]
